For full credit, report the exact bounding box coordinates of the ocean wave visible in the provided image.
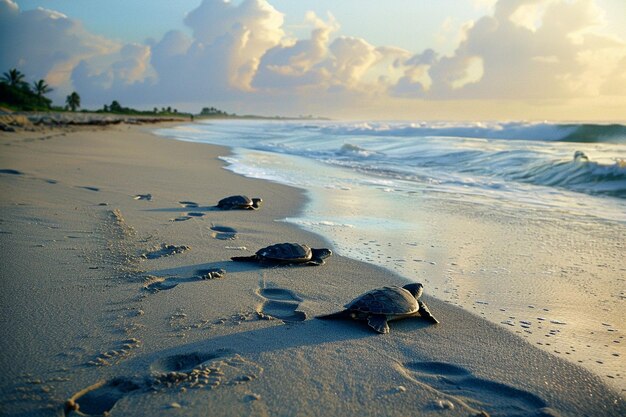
[506,151,626,197]
[326,150,626,198]
[320,121,626,143]
[162,121,626,200]
[338,143,382,158]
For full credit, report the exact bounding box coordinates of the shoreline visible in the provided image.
[0,123,624,416]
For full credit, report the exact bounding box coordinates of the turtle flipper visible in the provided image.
[367,315,390,334]
[418,300,439,324]
[316,310,352,320]
[231,255,259,262]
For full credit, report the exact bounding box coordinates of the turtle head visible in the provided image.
[402,283,424,299]
[251,198,263,209]
[312,248,333,260]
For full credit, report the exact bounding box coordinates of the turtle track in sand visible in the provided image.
[257,287,306,322]
[397,361,555,417]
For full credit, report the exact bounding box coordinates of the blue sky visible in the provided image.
[4,0,626,120]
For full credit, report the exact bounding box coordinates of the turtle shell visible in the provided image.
[218,195,253,208]
[256,243,312,262]
[345,286,419,316]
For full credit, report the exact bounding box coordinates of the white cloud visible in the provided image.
[253,12,337,89]
[183,0,284,90]
[328,36,380,88]
[0,0,118,94]
[392,0,626,100]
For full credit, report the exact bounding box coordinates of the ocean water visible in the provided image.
[156,120,626,390]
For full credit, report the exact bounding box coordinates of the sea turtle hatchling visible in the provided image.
[231,243,332,266]
[216,195,262,210]
[317,283,439,333]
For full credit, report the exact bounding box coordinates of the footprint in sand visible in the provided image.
[67,350,262,415]
[179,201,199,208]
[210,225,238,240]
[173,215,192,222]
[65,378,141,416]
[195,268,227,280]
[143,276,179,293]
[142,269,225,294]
[257,287,306,322]
[172,212,205,222]
[141,244,190,259]
[149,350,262,390]
[401,361,553,416]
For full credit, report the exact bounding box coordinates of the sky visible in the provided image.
[2,0,626,120]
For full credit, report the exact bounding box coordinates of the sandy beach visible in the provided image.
[1,122,624,417]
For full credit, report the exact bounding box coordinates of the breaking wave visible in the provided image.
[320,121,626,143]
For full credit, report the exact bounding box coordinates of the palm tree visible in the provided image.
[2,68,26,88]
[66,92,81,112]
[32,79,52,99]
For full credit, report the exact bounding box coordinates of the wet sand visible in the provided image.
[0,122,624,416]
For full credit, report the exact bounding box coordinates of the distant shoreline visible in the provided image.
[0,110,329,132]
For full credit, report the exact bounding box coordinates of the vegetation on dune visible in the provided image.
[1,68,53,111]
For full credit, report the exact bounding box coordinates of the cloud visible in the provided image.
[67,0,287,105]
[0,0,117,93]
[183,0,284,90]
[252,12,337,89]
[392,0,626,100]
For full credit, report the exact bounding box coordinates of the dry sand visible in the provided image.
[0,123,624,416]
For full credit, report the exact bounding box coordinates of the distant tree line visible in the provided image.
[98,100,189,116]
[1,68,233,118]
[200,106,229,116]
